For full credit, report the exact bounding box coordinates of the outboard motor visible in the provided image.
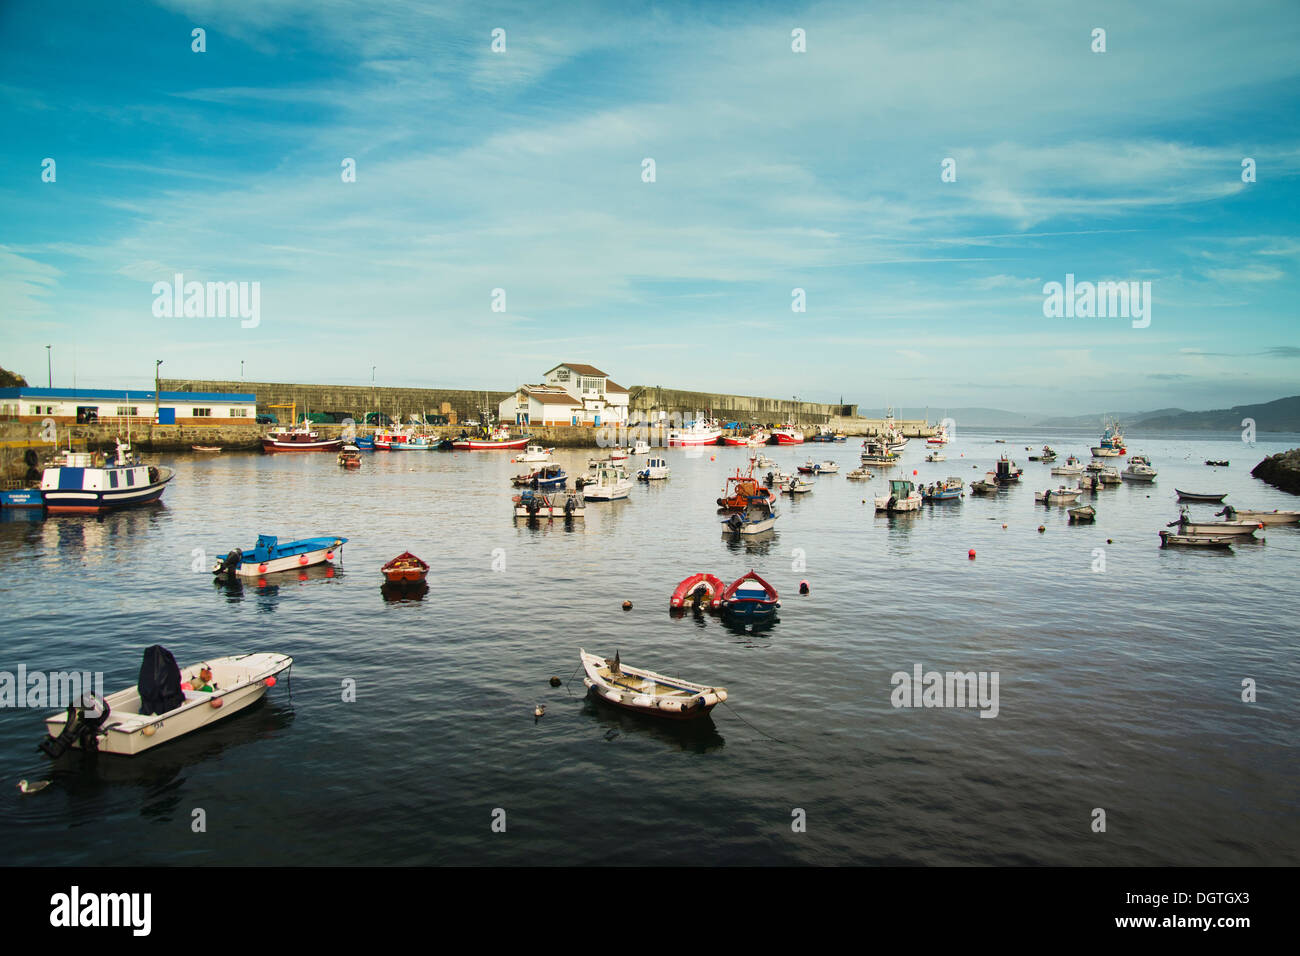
[564,495,577,516]
[39,693,111,758]
[213,548,243,577]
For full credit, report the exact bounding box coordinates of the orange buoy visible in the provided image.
[622,600,633,610]
[968,549,976,559]
[264,677,277,687]
[325,551,334,561]
[298,554,309,566]
[1001,523,1007,529]
[258,563,268,574]
[1038,525,1045,533]
[209,698,223,708]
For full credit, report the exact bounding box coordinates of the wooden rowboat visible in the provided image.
[1159,531,1233,549]
[191,445,222,453]
[1176,489,1227,503]
[1219,506,1300,525]
[1068,505,1096,523]
[581,648,727,721]
[382,551,429,585]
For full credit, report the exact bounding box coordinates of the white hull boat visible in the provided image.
[513,489,585,519]
[632,440,651,456]
[636,457,671,481]
[515,445,554,463]
[581,649,727,720]
[875,479,922,512]
[1219,506,1300,525]
[1036,486,1082,504]
[1121,455,1157,482]
[667,422,722,446]
[41,652,291,757]
[580,464,633,500]
[1051,456,1084,477]
[721,496,778,534]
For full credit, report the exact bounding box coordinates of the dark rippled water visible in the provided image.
[2,428,1298,866]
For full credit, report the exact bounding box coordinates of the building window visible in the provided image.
[116,406,139,417]
[581,376,602,393]
[229,408,248,417]
[191,408,212,417]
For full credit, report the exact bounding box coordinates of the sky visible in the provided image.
[1,0,1298,416]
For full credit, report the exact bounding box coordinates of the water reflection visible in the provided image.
[582,696,725,753]
[211,564,344,610]
[721,529,777,554]
[381,581,429,603]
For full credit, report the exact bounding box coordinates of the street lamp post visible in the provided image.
[46,345,51,388]
[155,360,163,424]
[371,366,376,425]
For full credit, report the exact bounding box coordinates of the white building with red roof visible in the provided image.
[498,363,630,427]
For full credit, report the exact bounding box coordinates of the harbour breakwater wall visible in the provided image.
[161,379,512,423]
[1251,448,1300,495]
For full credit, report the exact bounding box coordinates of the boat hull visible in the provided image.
[262,438,344,452]
[1,489,44,509]
[43,478,172,514]
[452,437,531,450]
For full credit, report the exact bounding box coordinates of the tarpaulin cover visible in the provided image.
[138,645,184,715]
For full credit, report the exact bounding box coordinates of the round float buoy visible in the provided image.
[1001,523,1007,529]
[298,554,309,566]
[1038,525,1046,533]
[180,682,193,691]
[142,725,157,737]
[622,600,633,611]
[264,677,277,687]
[549,676,562,687]
[325,551,334,561]
[968,549,976,559]
[258,563,268,574]
[1107,538,1113,544]
[799,580,810,595]
[209,698,223,709]
[710,455,715,461]
[913,469,918,476]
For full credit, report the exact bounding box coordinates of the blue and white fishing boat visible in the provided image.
[721,495,778,534]
[211,534,348,578]
[921,477,964,502]
[40,439,174,514]
[511,463,567,490]
[353,435,376,451]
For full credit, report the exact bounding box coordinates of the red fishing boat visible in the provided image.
[451,426,531,450]
[262,425,344,453]
[381,552,429,586]
[716,467,774,512]
[770,427,804,445]
[669,573,726,609]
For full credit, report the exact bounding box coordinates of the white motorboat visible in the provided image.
[785,476,814,494]
[1121,455,1157,482]
[212,534,347,578]
[875,479,922,512]
[632,439,651,456]
[636,457,671,481]
[580,649,727,720]
[752,454,776,469]
[580,464,633,500]
[40,439,174,514]
[40,649,291,757]
[1218,506,1300,525]
[1098,466,1122,485]
[925,451,946,462]
[860,440,900,466]
[846,466,872,480]
[1170,510,1260,537]
[1051,456,1083,477]
[797,459,838,475]
[515,445,554,463]
[1036,485,1083,504]
[721,495,778,534]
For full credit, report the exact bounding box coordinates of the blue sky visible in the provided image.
[2,0,1297,415]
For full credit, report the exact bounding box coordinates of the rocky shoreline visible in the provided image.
[1251,448,1300,495]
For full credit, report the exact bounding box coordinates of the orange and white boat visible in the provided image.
[381,551,430,586]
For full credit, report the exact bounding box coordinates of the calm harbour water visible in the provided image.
[2,427,1298,866]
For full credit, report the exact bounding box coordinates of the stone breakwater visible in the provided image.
[1251,448,1300,495]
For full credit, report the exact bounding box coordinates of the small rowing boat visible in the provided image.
[1159,531,1233,549]
[381,551,430,586]
[1176,489,1227,503]
[720,570,780,622]
[1218,505,1300,525]
[212,534,347,577]
[191,445,222,453]
[581,649,727,720]
[1068,505,1096,523]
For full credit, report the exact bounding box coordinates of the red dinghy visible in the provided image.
[381,552,430,586]
[670,573,726,609]
[720,570,780,622]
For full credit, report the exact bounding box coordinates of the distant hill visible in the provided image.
[0,366,27,388]
[1129,396,1300,432]
[861,407,1038,428]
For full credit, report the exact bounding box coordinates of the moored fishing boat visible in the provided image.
[721,495,778,534]
[513,489,585,519]
[515,445,554,463]
[846,465,871,480]
[262,424,344,452]
[875,478,922,511]
[580,649,727,721]
[632,439,651,456]
[39,646,292,758]
[1028,445,1056,462]
[924,451,946,462]
[1168,511,1260,538]
[452,426,531,450]
[0,483,44,509]
[969,473,998,495]
[784,476,814,494]
[636,457,671,481]
[1090,419,1126,457]
[770,427,805,445]
[577,464,632,501]
[211,534,347,578]
[921,477,964,502]
[40,439,174,514]
[1098,466,1122,485]
[1176,489,1227,503]
[1051,455,1083,476]
[718,467,774,512]
[381,551,429,585]
[511,463,568,490]
[1218,505,1300,525]
[667,420,722,447]
[337,445,362,469]
[720,570,780,622]
[669,573,726,609]
[860,439,900,466]
[797,459,839,475]
[1205,459,1230,467]
[926,422,950,445]
[993,456,1023,484]
[1121,455,1157,482]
